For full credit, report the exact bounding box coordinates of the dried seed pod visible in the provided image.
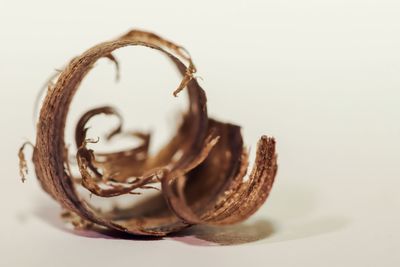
[19,29,278,236]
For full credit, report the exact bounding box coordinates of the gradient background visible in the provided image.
[1,0,399,266]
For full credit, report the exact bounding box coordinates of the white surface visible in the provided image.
[1,0,400,266]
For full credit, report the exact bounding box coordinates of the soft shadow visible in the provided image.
[169,219,275,246]
[32,182,349,245]
[33,198,274,244]
[33,200,161,241]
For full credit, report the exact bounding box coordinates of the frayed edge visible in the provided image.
[18,141,35,183]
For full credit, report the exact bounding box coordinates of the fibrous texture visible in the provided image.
[19,29,278,236]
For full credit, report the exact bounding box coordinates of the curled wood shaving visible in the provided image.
[19,29,278,236]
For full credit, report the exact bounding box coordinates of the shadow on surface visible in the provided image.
[33,201,161,241]
[170,219,275,246]
[33,199,274,244]
[32,181,349,245]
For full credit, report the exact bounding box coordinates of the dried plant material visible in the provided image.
[18,141,34,183]
[19,29,278,236]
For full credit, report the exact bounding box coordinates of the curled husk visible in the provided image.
[20,29,278,236]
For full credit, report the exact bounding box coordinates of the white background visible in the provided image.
[1,0,399,266]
